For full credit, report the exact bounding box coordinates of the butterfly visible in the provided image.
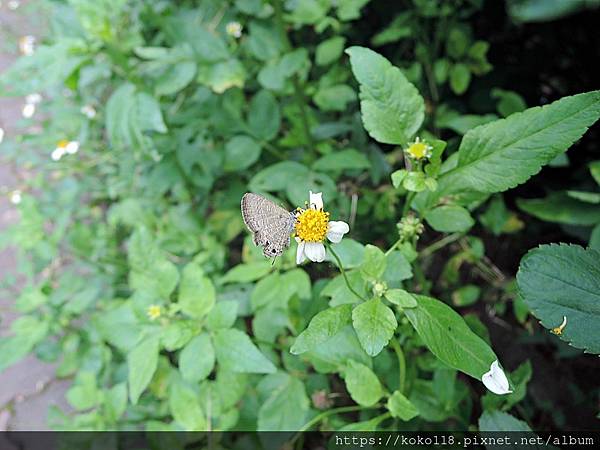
[241,193,297,258]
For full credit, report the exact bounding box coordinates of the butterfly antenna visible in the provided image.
[271,256,277,266]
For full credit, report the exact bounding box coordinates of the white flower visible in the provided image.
[26,93,42,104]
[22,103,35,118]
[225,21,243,38]
[81,105,97,119]
[19,35,35,56]
[481,360,512,395]
[0,127,4,144]
[65,141,79,154]
[10,190,22,205]
[8,1,20,11]
[295,191,350,264]
[51,147,65,161]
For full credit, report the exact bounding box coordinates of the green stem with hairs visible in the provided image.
[402,191,416,216]
[294,404,381,435]
[390,338,407,394]
[419,232,462,258]
[327,243,367,302]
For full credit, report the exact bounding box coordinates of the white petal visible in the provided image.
[51,148,65,161]
[326,221,349,243]
[304,242,326,262]
[309,191,323,210]
[65,141,79,154]
[481,360,512,395]
[296,240,307,265]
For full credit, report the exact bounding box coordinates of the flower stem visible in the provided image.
[419,232,462,258]
[402,191,416,216]
[390,338,406,394]
[327,244,367,302]
[295,404,380,434]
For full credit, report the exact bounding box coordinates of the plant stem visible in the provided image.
[385,238,403,256]
[273,0,315,151]
[402,191,415,216]
[390,339,406,394]
[295,404,379,434]
[419,232,462,258]
[327,244,367,301]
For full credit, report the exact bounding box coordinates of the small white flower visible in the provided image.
[225,21,243,38]
[10,190,22,205]
[7,0,20,10]
[481,360,512,395]
[51,147,65,161]
[18,35,35,56]
[0,127,4,144]
[22,103,35,118]
[81,105,97,119]
[65,141,79,154]
[295,191,350,264]
[26,93,42,104]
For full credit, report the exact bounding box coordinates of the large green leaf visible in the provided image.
[346,46,424,145]
[257,373,309,431]
[478,410,532,432]
[517,192,600,226]
[179,334,214,382]
[290,304,352,354]
[435,91,600,198]
[169,380,207,430]
[213,329,276,373]
[128,335,159,404]
[178,262,215,319]
[517,244,600,354]
[343,360,383,407]
[387,390,419,421]
[352,298,397,356]
[404,296,497,379]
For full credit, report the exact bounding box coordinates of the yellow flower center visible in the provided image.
[147,305,162,320]
[295,208,329,242]
[407,141,428,159]
[57,139,69,149]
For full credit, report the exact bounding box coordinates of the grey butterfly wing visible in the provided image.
[241,193,296,258]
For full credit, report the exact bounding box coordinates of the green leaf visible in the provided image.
[290,304,353,354]
[517,244,600,354]
[67,372,100,411]
[359,244,386,281]
[404,296,497,379]
[128,335,159,404]
[169,380,207,431]
[387,390,419,421]
[313,84,357,111]
[424,205,474,232]
[590,224,600,250]
[346,46,425,145]
[352,298,397,356]
[206,300,238,330]
[344,360,383,406]
[249,161,309,192]
[221,261,273,283]
[179,334,215,382]
[589,160,600,185]
[517,192,600,226]
[257,373,309,431]
[155,61,197,96]
[213,328,276,373]
[223,135,262,172]
[316,36,346,66]
[135,92,167,133]
[306,325,371,373]
[179,263,215,319]
[449,63,471,95]
[491,88,527,117]
[385,289,417,308]
[452,285,481,307]
[478,410,532,432]
[248,90,281,141]
[312,149,371,172]
[104,383,127,422]
[435,91,600,198]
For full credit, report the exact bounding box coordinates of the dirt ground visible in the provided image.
[0,0,70,431]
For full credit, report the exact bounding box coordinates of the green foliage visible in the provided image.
[517,244,600,354]
[0,0,598,434]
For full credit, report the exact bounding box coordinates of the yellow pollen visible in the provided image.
[551,316,567,335]
[407,141,428,159]
[295,208,329,242]
[57,139,69,149]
